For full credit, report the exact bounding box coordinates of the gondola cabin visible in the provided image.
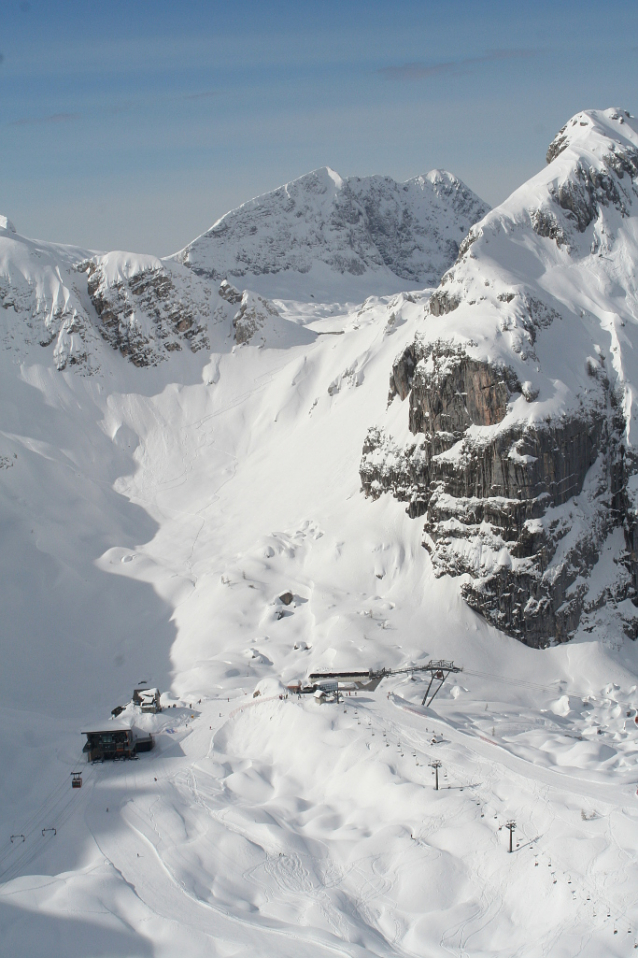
[71,772,82,788]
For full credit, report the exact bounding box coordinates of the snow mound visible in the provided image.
[252,676,289,698]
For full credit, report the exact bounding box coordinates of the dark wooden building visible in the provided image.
[82,724,154,762]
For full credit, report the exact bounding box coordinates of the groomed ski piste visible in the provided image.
[2,116,638,957]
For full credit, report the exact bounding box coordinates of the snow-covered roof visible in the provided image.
[82,722,132,734]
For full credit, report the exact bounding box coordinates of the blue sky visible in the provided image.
[1,0,637,255]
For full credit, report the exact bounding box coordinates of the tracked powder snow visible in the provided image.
[2,118,638,957]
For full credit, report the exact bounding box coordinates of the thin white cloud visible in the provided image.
[380,49,536,80]
[10,112,81,127]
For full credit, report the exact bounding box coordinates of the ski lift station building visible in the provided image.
[82,723,154,762]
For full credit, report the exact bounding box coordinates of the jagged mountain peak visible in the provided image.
[546,107,637,165]
[171,165,489,297]
[0,215,16,234]
[362,106,638,649]
[0,162,491,370]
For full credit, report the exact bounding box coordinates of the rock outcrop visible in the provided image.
[81,253,209,367]
[361,108,638,648]
[0,230,212,372]
[216,280,316,349]
[217,280,281,345]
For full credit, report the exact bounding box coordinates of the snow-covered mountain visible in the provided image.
[0,222,214,371]
[0,165,486,371]
[0,226,315,371]
[172,166,489,298]
[362,108,638,648]
[4,122,638,958]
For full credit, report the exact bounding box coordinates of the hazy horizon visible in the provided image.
[2,0,637,256]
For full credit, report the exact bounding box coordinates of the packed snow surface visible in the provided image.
[2,119,638,957]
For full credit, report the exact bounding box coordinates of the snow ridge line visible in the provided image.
[229,695,283,719]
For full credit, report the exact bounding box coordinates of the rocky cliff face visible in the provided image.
[361,108,638,648]
[171,167,489,291]
[81,253,210,366]
[0,226,215,372]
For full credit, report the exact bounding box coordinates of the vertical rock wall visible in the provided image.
[361,341,638,647]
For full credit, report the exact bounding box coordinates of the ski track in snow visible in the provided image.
[4,120,638,955]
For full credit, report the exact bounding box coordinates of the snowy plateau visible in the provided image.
[3,109,638,958]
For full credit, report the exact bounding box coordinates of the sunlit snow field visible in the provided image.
[2,280,638,958]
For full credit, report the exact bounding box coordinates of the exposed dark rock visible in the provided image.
[410,352,519,436]
[546,125,569,164]
[389,342,420,401]
[81,259,208,366]
[544,123,638,241]
[603,145,638,180]
[389,340,520,432]
[429,289,461,316]
[231,289,281,344]
[532,209,567,247]
[218,279,243,305]
[551,161,631,235]
[360,330,637,648]
[455,227,481,262]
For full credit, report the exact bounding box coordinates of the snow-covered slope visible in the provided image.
[362,108,638,648]
[3,127,638,958]
[0,217,97,370]
[0,222,217,371]
[4,279,638,958]
[172,167,489,299]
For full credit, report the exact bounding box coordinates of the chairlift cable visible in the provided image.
[0,749,92,880]
[0,773,91,884]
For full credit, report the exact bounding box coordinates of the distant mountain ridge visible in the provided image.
[0,166,488,369]
[172,166,489,289]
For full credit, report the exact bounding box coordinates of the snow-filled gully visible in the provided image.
[5,112,638,954]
